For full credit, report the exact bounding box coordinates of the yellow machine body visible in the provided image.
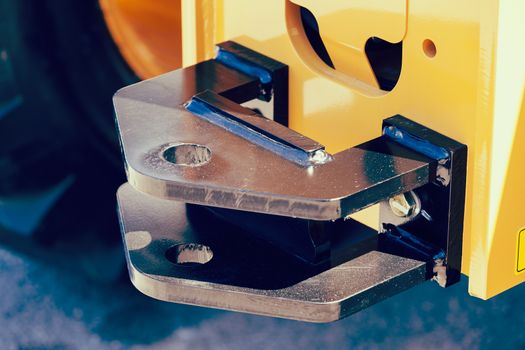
[102,0,525,299]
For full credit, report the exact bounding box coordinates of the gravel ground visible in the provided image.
[1,246,524,350]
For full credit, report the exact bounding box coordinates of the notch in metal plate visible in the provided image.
[114,41,467,321]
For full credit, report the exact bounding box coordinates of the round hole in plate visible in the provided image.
[161,143,211,166]
[422,39,437,58]
[165,243,213,266]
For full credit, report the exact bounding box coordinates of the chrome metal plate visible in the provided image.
[117,183,427,322]
[114,58,429,221]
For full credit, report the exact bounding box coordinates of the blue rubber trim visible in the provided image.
[215,48,273,85]
[383,224,446,262]
[383,125,450,161]
[186,98,312,166]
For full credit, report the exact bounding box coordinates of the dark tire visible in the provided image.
[0,0,137,255]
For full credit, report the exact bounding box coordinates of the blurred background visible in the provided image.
[1,1,524,349]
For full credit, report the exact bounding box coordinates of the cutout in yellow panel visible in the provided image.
[517,228,525,273]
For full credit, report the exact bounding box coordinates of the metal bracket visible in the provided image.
[114,41,467,322]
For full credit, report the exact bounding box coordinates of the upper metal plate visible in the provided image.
[114,59,429,220]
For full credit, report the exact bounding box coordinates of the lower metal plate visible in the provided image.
[117,183,427,322]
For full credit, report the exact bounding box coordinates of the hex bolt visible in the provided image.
[388,191,420,218]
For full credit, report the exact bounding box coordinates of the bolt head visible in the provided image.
[388,192,419,218]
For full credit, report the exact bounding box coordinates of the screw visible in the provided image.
[388,191,420,217]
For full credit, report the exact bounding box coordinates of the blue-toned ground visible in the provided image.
[0,246,523,350]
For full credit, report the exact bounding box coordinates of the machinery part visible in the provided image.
[114,42,468,320]
[114,42,429,222]
[1,0,519,310]
[117,183,426,322]
[379,116,468,287]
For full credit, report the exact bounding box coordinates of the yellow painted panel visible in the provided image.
[289,0,407,88]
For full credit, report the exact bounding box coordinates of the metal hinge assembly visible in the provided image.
[113,41,467,322]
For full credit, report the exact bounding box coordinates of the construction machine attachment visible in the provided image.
[114,41,467,322]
